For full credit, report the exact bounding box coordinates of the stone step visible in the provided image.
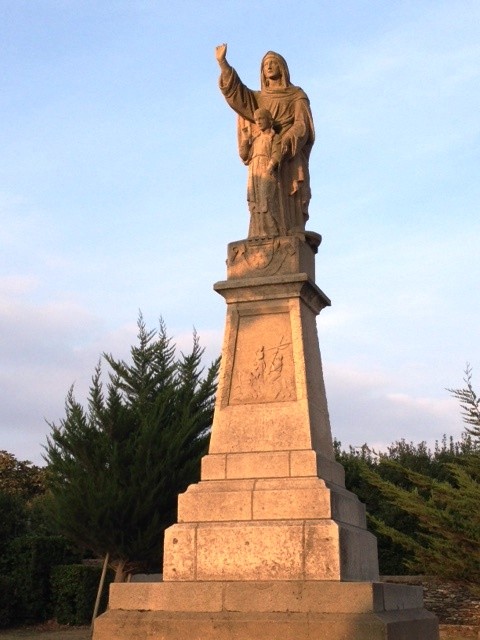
[163,518,379,582]
[177,476,366,528]
[95,581,438,640]
[108,580,425,614]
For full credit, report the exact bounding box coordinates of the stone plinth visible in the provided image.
[225,232,321,281]
[161,236,379,584]
[164,476,378,582]
[92,235,438,640]
[93,580,439,639]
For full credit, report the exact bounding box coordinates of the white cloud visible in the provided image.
[0,275,39,297]
[0,286,223,465]
[324,362,463,451]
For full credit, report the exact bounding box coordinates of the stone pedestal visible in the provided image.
[94,581,438,639]
[93,234,439,640]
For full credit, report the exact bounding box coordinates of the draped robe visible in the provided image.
[219,58,315,235]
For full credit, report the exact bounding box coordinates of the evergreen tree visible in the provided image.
[345,368,480,590]
[44,316,219,582]
[336,433,480,578]
[364,454,480,591]
[447,364,480,438]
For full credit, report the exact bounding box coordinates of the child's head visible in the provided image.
[254,108,273,131]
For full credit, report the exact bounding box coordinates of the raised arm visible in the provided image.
[216,44,258,122]
[215,43,231,73]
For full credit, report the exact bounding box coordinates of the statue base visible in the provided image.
[92,233,438,639]
[93,580,439,639]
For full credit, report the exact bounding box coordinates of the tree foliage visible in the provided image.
[0,451,46,500]
[337,367,480,591]
[0,452,51,564]
[44,316,219,581]
[335,434,478,575]
[0,451,75,627]
[447,364,480,439]
[365,454,480,590]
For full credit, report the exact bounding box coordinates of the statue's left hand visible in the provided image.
[282,137,292,158]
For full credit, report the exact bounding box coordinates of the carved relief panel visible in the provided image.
[228,311,296,405]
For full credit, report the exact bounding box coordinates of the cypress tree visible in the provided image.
[447,364,480,439]
[44,316,219,582]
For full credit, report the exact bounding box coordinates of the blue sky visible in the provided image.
[1,0,479,464]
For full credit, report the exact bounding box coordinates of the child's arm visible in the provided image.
[267,133,282,173]
[239,126,252,164]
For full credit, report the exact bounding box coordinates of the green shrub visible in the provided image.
[7,535,80,623]
[51,564,111,625]
[0,575,17,628]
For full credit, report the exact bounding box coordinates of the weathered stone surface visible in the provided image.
[163,518,379,582]
[95,597,438,640]
[94,608,439,640]
[383,576,480,626]
[226,235,320,280]
[108,580,426,614]
[100,581,437,639]
[194,521,305,581]
[255,477,366,526]
[163,525,196,581]
[178,484,253,523]
[226,450,290,479]
[201,453,227,480]
[210,275,333,463]
[201,449,347,484]
[289,449,318,476]
[109,582,224,612]
[177,476,366,528]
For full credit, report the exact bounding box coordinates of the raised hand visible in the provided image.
[215,43,228,64]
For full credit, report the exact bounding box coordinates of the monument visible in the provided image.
[93,45,439,639]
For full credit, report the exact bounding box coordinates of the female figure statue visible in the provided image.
[215,43,315,236]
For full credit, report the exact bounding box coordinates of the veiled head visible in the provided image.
[260,51,291,89]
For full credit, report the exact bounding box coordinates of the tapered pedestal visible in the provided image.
[93,234,438,640]
[163,234,379,583]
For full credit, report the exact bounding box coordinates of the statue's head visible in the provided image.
[261,51,291,89]
[254,108,273,130]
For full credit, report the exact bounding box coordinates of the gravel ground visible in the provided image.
[0,623,90,640]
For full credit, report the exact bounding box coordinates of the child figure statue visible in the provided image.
[239,108,283,238]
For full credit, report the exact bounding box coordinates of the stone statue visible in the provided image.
[215,43,315,237]
[239,108,282,238]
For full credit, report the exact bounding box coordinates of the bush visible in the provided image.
[51,564,111,625]
[7,535,80,623]
[0,575,17,628]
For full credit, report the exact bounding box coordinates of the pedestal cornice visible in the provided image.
[214,273,331,315]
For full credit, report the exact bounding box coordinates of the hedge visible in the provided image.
[0,575,17,628]
[7,535,80,623]
[51,564,111,625]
